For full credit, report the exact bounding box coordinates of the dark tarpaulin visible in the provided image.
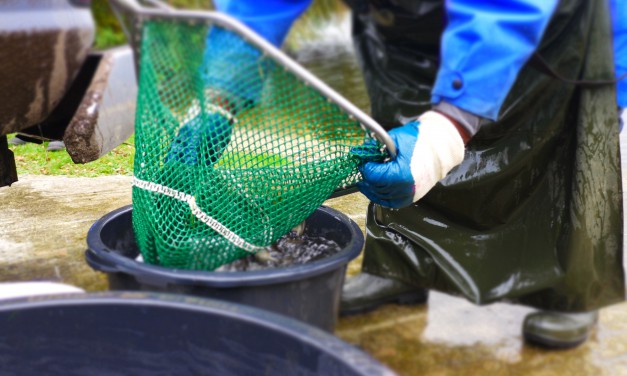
[350,0,625,312]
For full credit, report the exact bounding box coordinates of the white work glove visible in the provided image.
[357,111,466,208]
[620,108,626,133]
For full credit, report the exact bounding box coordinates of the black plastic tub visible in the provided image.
[86,205,364,331]
[0,292,395,375]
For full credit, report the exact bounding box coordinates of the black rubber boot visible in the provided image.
[340,272,428,316]
[523,311,598,349]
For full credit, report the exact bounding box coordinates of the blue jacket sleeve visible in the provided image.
[214,0,312,47]
[431,0,559,120]
[611,0,627,108]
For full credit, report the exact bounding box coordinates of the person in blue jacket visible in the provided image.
[612,0,627,130]
[211,0,626,349]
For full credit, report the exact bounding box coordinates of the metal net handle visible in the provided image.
[109,0,397,159]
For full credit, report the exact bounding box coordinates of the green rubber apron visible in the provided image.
[349,0,624,312]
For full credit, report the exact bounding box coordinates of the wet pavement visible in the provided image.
[0,175,129,291]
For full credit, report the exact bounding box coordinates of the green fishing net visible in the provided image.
[131,19,385,270]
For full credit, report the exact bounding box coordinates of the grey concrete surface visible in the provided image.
[0,175,131,290]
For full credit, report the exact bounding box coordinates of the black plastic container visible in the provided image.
[86,205,364,331]
[0,292,395,375]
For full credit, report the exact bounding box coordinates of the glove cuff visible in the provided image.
[410,111,466,201]
[433,101,480,141]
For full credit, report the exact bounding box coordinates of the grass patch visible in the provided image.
[8,134,135,177]
[217,151,291,169]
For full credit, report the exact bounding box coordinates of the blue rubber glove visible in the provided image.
[357,111,466,208]
[167,108,235,166]
[167,27,265,167]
